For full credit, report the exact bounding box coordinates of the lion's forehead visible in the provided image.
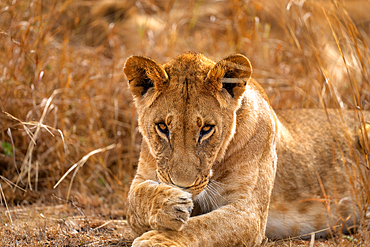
[150,95,220,135]
[158,91,217,115]
[164,52,215,72]
[163,53,215,89]
[145,52,223,131]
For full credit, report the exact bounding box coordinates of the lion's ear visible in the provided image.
[205,54,252,99]
[124,55,168,98]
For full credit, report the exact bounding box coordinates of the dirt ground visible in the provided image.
[0,204,368,246]
[0,203,134,246]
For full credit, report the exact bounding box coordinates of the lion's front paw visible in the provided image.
[132,230,184,247]
[149,186,193,231]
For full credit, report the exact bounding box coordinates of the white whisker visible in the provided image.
[194,179,228,213]
[209,179,227,190]
[206,188,218,210]
[208,180,228,201]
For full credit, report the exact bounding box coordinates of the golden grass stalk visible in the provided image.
[0,182,11,222]
[4,89,68,191]
[0,175,26,193]
[54,143,117,199]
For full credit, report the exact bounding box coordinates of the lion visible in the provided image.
[123,52,369,246]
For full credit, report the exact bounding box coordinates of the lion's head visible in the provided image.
[124,52,252,196]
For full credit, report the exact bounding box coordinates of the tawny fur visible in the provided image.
[123,52,369,247]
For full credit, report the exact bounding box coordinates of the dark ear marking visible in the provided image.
[123,55,168,98]
[137,76,154,96]
[222,70,247,97]
[222,82,236,97]
[205,54,252,100]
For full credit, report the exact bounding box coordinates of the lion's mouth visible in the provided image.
[156,168,212,194]
[183,179,210,196]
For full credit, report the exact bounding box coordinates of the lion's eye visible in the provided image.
[156,123,169,136]
[200,125,214,137]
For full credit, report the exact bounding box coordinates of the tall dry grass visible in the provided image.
[0,0,139,209]
[0,0,369,245]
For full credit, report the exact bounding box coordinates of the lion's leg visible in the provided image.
[132,199,266,247]
[130,156,276,247]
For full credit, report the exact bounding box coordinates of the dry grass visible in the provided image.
[0,0,369,245]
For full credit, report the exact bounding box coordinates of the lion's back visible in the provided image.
[267,108,368,239]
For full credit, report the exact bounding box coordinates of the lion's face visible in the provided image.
[138,87,230,195]
[124,52,252,195]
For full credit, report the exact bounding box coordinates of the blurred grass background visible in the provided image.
[0,0,370,245]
